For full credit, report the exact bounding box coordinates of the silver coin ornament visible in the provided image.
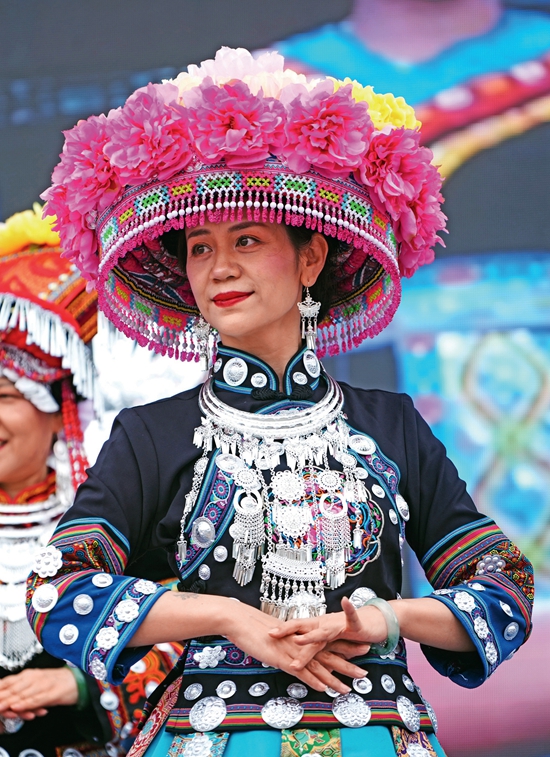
[395,494,410,521]
[63,749,85,757]
[145,681,159,697]
[19,751,45,757]
[354,467,368,480]
[130,660,147,674]
[381,674,396,693]
[371,484,385,499]
[261,697,304,729]
[214,545,228,562]
[198,564,211,580]
[100,690,120,711]
[293,371,308,385]
[251,372,268,388]
[223,358,248,387]
[500,601,513,616]
[216,680,237,699]
[402,674,416,693]
[332,693,372,728]
[184,683,203,701]
[349,587,377,608]
[352,677,373,695]
[0,748,10,757]
[423,697,438,733]
[59,624,79,645]
[287,683,308,699]
[215,454,244,474]
[73,594,94,615]
[504,622,519,640]
[191,517,216,548]
[31,583,59,612]
[189,696,227,731]
[249,682,270,697]
[324,687,339,698]
[349,435,376,455]
[303,350,320,378]
[396,695,421,732]
[92,573,113,588]
[389,509,398,525]
[213,358,222,373]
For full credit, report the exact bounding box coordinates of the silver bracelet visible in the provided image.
[364,597,400,656]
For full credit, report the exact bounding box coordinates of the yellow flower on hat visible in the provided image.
[0,204,60,257]
[332,78,420,131]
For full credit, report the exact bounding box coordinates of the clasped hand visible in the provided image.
[0,667,78,723]
[225,597,384,695]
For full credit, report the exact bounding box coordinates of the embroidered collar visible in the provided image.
[212,344,323,397]
[0,470,57,505]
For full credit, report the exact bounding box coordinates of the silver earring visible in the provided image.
[297,286,321,351]
[194,315,213,371]
[53,437,74,508]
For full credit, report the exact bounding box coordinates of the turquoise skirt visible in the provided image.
[145,725,446,756]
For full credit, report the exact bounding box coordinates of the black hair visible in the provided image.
[162,223,348,322]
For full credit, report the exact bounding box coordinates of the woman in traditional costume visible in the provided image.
[0,208,180,757]
[27,49,534,757]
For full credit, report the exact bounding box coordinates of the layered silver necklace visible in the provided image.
[179,374,380,620]
[0,492,66,671]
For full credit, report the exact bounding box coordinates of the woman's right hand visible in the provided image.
[0,667,78,720]
[222,602,365,694]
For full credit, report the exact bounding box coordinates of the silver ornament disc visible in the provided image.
[396,695,421,732]
[214,545,228,562]
[261,697,304,729]
[216,680,237,699]
[31,583,59,613]
[215,454,245,474]
[371,484,386,499]
[92,573,113,588]
[100,690,120,711]
[287,683,308,699]
[198,564,211,580]
[293,371,308,385]
[191,517,216,548]
[395,494,410,521]
[59,624,79,645]
[183,683,203,701]
[189,696,227,731]
[332,693,372,728]
[303,350,320,378]
[251,372,268,388]
[381,674,396,693]
[223,358,248,387]
[349,435,376,455]
[352,677,373,695]
[249,682,270,697]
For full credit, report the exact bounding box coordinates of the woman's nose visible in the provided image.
[210,247,240,280]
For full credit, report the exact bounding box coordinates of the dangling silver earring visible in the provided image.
[297,286,321,351]
[52,436,74,508]
[194,315,213,370]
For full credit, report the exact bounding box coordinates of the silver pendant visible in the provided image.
[191,517,216,548]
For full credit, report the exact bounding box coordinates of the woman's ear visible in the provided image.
[300,232,329,287]
[50,411,64,435]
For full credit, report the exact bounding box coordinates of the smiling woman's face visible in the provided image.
[0,377,62,498]
[185,220,326,354]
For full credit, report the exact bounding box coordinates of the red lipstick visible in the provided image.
[212,291,252,308]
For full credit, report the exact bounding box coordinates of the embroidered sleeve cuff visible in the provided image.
[423,581,527,688]
[29,573,169,685]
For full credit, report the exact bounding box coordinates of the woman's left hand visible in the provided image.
[0,667,79,720]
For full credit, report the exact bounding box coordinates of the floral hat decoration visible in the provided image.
[0,205,98,489]
[42,47,446,361]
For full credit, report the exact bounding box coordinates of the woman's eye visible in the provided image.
[236,235,258,248]
[191,244,211,257]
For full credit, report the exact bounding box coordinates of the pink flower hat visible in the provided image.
[42,47,446,361]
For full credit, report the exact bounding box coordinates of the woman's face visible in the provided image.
[0,378,61,497]
[185,220,327,353]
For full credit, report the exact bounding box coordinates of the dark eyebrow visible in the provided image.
[186,222,268,240]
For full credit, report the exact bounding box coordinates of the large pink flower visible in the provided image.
[357,128,446,276]
[41,184,99,280]
[104,82,194,185]
[186,80,287,168]
[40,112,121,279]
[282,82,373,179]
